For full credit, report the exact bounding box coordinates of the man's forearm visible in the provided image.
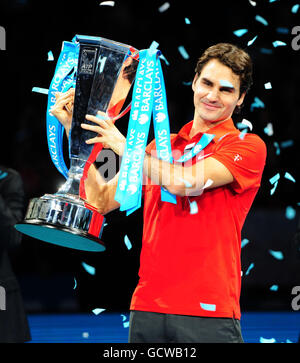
[143,153,197,196]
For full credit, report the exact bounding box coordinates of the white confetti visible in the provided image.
[92,308,106,315]
[247,35,258,46]
[99,1,115,6]
[264,82,272,89]
[260,337,276,343]
[189,200,198,215]
[82,332,89,338]
[241,118,253,131]
[158,2,170,12]
[249,0,256,6]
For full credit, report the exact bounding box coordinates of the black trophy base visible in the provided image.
[15,221,105,252]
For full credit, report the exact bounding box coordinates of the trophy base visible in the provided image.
[15,194,106,252]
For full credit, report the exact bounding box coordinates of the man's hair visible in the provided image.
[195,43,253,97]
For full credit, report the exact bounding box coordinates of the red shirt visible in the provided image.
[129,118,267,319]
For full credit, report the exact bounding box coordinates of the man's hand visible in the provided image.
[50,88,75,137]
[82,112,126,156]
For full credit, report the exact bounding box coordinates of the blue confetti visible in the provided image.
[149,40,159,56]
[269,250,284,260]
[32,87,49,95]
[220,79,234,88]
[247,35,258,46]
[264,123,273,136]
[269,173,280,185]
[0,171,8,179]
[272,40,287,47]
[285,206,296,220]
[121,314,130,328]
[245,262,254,275]
[255,15,268,26]
[178,45,189,60]
[270,285,278,291]
[124,235,132,250]
[159,53,170,66]
[239,129,248,140]
[284,172,296,182]
[73,277,77,290]
[260,48,273,54]
[241,238,250,248]
[182,81,192,86]
[276,27,289,34]
[81,262,96,275]
[200,302,216,311]
[280,140,294,148]
[185,17,191,24]
[233,29,248,37]
[48,51,54,61]
[273,141,280,155]
[291,4,300,13]
[270,181,278,195]
[250,96,265,111]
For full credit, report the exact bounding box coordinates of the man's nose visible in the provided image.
[206,88,219,102]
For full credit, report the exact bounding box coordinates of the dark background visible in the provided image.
[0,0,299,314]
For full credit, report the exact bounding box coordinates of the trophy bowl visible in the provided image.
[15,35,139,252]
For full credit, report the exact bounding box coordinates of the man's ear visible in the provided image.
[237,92,246,107]
[192,73,199,92]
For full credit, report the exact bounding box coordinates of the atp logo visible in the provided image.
[0,26,6,50]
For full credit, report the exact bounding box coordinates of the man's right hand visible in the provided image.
[50,88,75,137]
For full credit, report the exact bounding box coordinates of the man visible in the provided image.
[52,43,267,342]
[0,166,31,342]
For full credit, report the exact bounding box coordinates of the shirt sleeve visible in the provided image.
[211,133,267,193]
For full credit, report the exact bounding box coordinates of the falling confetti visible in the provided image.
[264,82,272,89]
[270,181,279,195]
[178,45,189,60]
[124,235,132,250]
[247,35,258,46]
[241,238,250,248]
[273,141,280,155]
[255,15,269,26]
[276,27,289,34]
[189,200,198,215]
[32,87,49,95]
[264,123,273,136]
[158,2,170,12]
[239,129,248,140]
[250,97,265,111]
[81,261,96,275]
[233,29,248,37]
[82,332,89,338]
[280,140,294,148]
[291,4,300,13]
[260,48,273,54]
[185,17,191,25]
[200,302,216,311]
[270,285,278,291]
[47,51,54,61]
[73,277,77,290]
[92,308,106,315]
[220,79,234,88]
[245,262,254,275]
[268,250,284,260]
[260,337,276,343]
[249,0,256,6]
[284,172,296,183]
[99,1,115,6]
[121,314,130,328]
[272,40,287,47]
[285,206,296,219]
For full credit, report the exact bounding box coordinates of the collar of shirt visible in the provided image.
[176,118,238,143]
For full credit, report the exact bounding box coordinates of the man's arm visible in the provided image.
[143,152,234,197]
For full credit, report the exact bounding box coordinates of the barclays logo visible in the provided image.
[0,26,6,50]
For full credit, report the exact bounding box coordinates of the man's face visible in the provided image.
[192,59,246,124]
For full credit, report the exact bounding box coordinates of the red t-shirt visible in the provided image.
[129,118,267,319]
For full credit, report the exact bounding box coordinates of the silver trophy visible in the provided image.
[15,35,139,252]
